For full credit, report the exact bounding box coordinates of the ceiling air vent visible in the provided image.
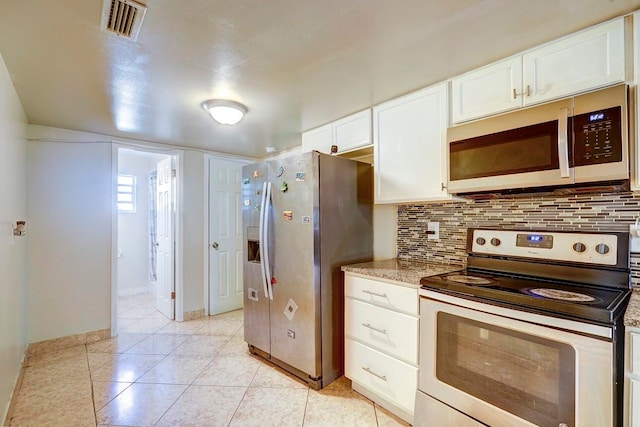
[100,0,147,41]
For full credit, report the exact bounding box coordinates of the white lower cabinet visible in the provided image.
[345,339,418,413]
[344,273,419,424]
[627,328,640,427]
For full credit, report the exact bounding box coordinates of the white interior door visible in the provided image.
[209,157,243,315]
[156,157,175,319]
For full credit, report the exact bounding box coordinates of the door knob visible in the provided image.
[211,242,219,250]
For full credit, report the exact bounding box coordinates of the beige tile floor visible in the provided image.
[6,292,410,426]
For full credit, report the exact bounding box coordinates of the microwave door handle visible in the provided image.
[558,107,570,178]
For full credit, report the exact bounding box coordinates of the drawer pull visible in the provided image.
[362,323,387,334]
[362,289,388,299]
[362,366,387,381]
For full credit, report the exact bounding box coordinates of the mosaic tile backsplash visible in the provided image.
[397,191,640,287]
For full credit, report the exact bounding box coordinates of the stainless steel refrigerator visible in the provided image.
[242,151,373,389]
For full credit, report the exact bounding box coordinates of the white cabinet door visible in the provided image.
[631,379,640,427]
[333,109,371,153]
[634,11,640,191]
[301,109,372,155]
[374,83,449,204]
[524,18,625,106]
[301,123,332,154]
[451,56,523,123]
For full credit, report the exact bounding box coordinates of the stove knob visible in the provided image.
[476,237,486,245]
[595,243,610,255]
[572,242,586,253]
[490,238,501,247]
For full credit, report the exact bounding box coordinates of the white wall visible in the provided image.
[26,126,228,328]
[373,204,397,259]
[27,139,112,342]
[0,53,28,422]
[117,149,168,296]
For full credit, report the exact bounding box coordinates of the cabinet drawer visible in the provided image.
[631,378,640,427]
[345,338,418,413]
[632,331,640,374]
[345,298,418,364]
[345,275,418,315]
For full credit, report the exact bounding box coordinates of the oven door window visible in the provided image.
[436,312,575,426]
[449,120,562,180]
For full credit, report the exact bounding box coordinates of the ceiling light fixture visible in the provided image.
[201,99,248,125]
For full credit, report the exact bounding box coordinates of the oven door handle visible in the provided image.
[558,107,570,178]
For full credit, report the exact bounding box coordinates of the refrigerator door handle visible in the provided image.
[258,182,269,299]
[264,182,274,300]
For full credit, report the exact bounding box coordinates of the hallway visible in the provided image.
[5,293,409,426]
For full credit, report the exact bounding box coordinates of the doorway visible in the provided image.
[114,147,177,334]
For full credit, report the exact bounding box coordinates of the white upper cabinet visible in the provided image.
[451,56,523,123]
[633,11,640,191]
[302,109,371,155]
[451,17,626,124]
[333,109,372,153]
[524,18,625,105]
[301,122,333,154]
[374,82,451,204]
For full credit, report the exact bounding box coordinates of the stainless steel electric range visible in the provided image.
[415,228,632,427]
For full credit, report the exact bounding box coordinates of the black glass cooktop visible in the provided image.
[420,269,631,324]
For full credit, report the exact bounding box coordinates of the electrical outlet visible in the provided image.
[427,222,439,240]
[631,224,640,253]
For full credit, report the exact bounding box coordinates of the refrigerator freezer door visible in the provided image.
[268,152,321,378]
[242,162,270,355]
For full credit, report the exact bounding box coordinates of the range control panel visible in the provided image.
[471,229,618,266]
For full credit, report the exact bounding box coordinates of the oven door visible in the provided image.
[447,96,574,193]
[418,294,613,427]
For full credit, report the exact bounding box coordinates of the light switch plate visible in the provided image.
[630,224,640,253]
[427,222,439,240]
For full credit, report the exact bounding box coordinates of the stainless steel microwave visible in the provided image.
[447,84,629,194]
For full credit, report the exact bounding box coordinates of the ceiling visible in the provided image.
[1,0,640,158]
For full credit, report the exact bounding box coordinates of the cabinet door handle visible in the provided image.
[513,86,531,99]
[362,366,387,381]
[362,323,387,334]
[362,290,388,299]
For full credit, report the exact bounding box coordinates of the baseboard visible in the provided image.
[2,351,26,427]
[27,328,111,355]
[184,308,205,321]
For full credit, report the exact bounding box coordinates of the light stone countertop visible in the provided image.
[624,289,640,328]
[341,258,463,287]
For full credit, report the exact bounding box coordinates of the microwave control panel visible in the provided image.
[572,105,622,166]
